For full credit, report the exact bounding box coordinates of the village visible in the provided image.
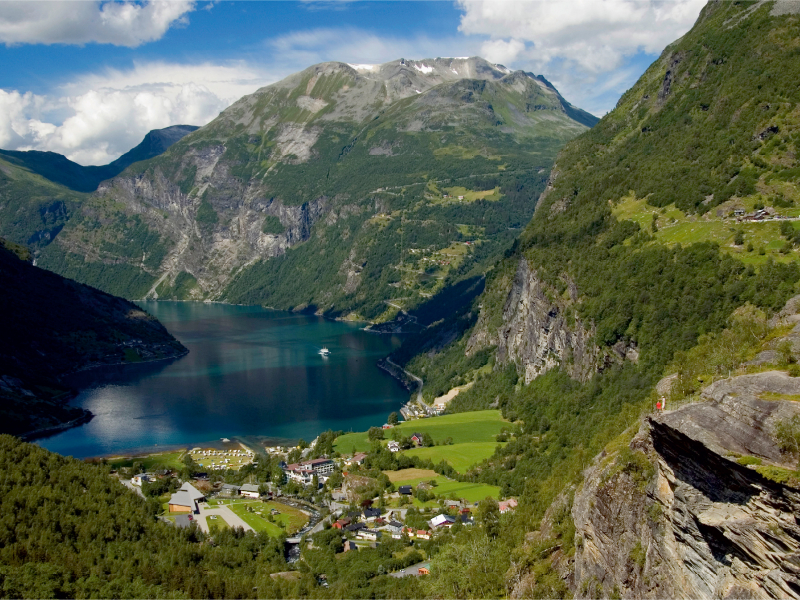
[118,409,516,577]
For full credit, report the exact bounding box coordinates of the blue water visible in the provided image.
[37,302,408,458]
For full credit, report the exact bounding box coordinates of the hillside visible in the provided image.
[0,125,198,260]
[0,238,186,436]
[384,2,800,595]
[31,57,597,320]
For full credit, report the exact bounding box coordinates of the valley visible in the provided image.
[3,0,800,598]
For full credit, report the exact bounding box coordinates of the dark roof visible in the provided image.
[412,433,424,438]
[345,522,366,532]
[389,520,403,528]
[398,485,412,494]
[363,508,381,518]
[347,510,362,519]
[221,483,241,490]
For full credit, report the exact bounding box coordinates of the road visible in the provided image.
[386,357,424,404]
[120,479,144,498]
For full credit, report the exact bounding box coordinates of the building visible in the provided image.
[499,498,518,513]
[346,452,367,466]
[220,483,241,497]
[387,441,400,453]
[382,423,394,429]
[411,433,424,446]
[131,473,154,486]
[344,540,358,552]
[357,529,382,541]
[333,518,351,530]
[416,530,430,540]
[240,483,260,499]
[284,458,335,484]
[430,514,455,528]
[398,485,412,495]
[418,564,431,575]
[363,507,381,521]
[168,482,205,513]
[346,522,366,533]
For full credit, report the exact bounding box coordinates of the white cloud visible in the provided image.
[0,0,195,47]
[0,61,277,165]
[457,0,706,114]
[267,27,479,72]
[459,0,706,73]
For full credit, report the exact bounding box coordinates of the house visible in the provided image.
[416,530,430,540]
[382,423,394,429]
[387,441,400,453]
[174,514,194,529]
[499,498,518,514]
[220,483,241,497]
[410,433,424,446]
[346,452,367,466]
[357,529,382,541]
[430,514,455,528]
[131,473,154,486]
[344,540,358,552]
[240,483,260,499]
[333,518,351,530]
[363,507,381,521]
[168,482,205,513]
[398,485,413,495]
[445,500,463,509]
[460,513,474,526]
[346,522,366,533]
[418,564,431,575]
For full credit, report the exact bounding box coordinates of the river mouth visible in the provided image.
[36,301,409,459]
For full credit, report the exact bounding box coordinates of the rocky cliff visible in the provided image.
[572,376,800,599]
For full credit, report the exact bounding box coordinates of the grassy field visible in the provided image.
[334,410,506,455]
[222,499,308,537]
[107,450,185,471]
[206,515,231,533]
[404,442,502,473]
[383,469,501,503]
[611,195,800,266]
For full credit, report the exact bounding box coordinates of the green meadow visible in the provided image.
[334,410,506,455]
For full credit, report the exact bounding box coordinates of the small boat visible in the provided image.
[319,347,331,356]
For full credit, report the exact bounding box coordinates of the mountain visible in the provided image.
[28,57,597,320]
[0,237,187,437]
[387,2,800,595]
[0,125,199,193]
[0,125,198,261]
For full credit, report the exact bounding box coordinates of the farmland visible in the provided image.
[334,410,506,456]
[384,469,501,503]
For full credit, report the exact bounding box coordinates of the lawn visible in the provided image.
[108,450,186,471]
[404,442,502,473]
[384,469,501,503]
[334,410,506,454]
[224,499,308,537]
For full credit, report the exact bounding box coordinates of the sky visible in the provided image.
[0,0,707,165]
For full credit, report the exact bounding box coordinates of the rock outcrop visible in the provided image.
[467,257,635,382]
[572,382,800,599]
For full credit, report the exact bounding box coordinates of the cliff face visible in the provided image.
[467,257,637,382]
[572,385,800,599]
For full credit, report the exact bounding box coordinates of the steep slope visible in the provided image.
[35,57,597,320]
[0,237,186,437]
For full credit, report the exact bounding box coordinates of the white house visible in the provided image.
[240,483,260,498]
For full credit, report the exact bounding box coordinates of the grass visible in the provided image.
[760,392,800,402]
[610,194,800,266]
[107,450,185,471]
[383,469,501,503]
[207,515,231,533]
[334,410,506,454]
[223,499,308,537]
[404,442,503,473]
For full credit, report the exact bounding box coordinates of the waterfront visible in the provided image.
[37,302,408,458]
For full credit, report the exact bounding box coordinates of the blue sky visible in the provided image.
[0,0,706,165]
